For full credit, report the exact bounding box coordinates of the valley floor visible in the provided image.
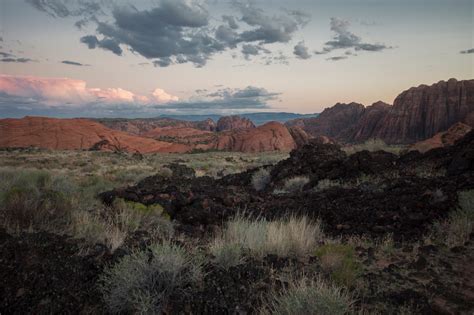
[0,135,473,314]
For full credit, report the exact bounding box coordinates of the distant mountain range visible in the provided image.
[157,112,319,126]
[1,78,473,153]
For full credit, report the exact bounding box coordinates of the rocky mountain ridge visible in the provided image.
[287,78,474,144]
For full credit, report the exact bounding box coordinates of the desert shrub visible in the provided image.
[282,176,310,193]
[314,179,345,191]
[71,210,126,251]
[109,167,151,185]
[261,276,353,315]
[315,244,362,287]
[209,239,244,269]
[316,174,388,192]
[343,139,404,155]
[252,168,271,191]
[214,215,323,258]
[99,242,203,314]
[157,167,173,178]
[0,169,74,231]
[112,198,173,239]
[376,233,395,256]
[429,190,474,247]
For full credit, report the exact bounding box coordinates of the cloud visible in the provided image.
[293,41,311,59]
[460,48,474,54]
[263,51,289,65]
[61,60,89,66]
[25,0,101,18]
[0,52,13,58]
[241,44,270,60]
[0,50,35,63]
[315,17,391,58]
[0,75,278,117]
[160,86,279,111]
[233,2,309,45]
[222,15,239,29]
[152,88,179,102]
[1,57,34,63]
[326,56,348,61]
[80,35,122,56]
[28,0,311,67]
[0,74,177,107]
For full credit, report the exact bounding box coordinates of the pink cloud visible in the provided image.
[152,88,179,103]
[0,74,178,107]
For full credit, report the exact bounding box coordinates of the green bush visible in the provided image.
[99,242,203,314]
[262,276,353,315]
[315,244,362,287]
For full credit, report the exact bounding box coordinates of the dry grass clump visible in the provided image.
[0,168,75,231]
[261,276,354,315]
[0,167,172,251]
[428,190,474,248]
[252,168,272,191]
[99,242,203,314]
[211,215,323,261]
[71,199,173,251]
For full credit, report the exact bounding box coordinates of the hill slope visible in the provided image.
[0,116,190,153]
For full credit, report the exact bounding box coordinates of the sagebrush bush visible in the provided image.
[0,168,74,231]
[261,276,353,315]
[0,168,173,251]
[213,215,323,258]
[315,244,362,287]
[283,176,310,193]
[99,242,203,314]
[252,168,271,191]
[210,239,244,269]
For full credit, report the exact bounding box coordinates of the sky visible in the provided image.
[0,0,472,118]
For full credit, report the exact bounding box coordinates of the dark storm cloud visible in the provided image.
[293,41,311,59]
[29,0,311,67]
[222,15,239,29]
[241,44,270,60]
[61,60,89,66]
[460,48,474,54]
[315,18,391,58]
[25,0,102,18]
[80,35,122,55]
[233,2,310,45]
[79,1,225,67]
